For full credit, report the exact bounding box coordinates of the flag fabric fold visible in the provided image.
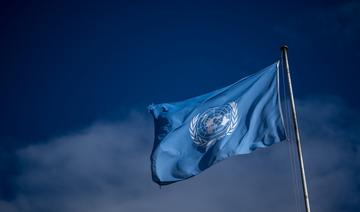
[148,62,286,185]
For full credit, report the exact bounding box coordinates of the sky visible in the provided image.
[0,0,359,211]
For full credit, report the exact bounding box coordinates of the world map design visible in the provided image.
[190,102,239,147]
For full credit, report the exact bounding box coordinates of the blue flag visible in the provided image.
[148,62,286,185]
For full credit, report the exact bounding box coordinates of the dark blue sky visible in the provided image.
[0,0,359,211]
[1,0,359,144]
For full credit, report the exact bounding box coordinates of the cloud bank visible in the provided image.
[0,97,359,212]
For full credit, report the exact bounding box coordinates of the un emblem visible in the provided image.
[189,102,239,147]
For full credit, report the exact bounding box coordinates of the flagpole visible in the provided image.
[280,45,311,212]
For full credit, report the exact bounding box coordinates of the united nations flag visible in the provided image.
[148,62,286,185]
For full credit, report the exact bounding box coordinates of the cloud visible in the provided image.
[0,97,359,212]
[297,97,360,212]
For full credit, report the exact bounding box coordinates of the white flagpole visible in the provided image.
[280,45,311,212]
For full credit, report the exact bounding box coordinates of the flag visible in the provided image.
[148,62,286,185]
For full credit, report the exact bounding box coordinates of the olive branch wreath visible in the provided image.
[189,101,239,146]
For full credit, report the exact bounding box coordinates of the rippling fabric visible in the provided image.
[148,62,286,185]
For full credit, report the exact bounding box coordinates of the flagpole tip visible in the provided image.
[280,45,288,50]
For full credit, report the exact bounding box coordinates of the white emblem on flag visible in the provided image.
[189,102,239,147]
